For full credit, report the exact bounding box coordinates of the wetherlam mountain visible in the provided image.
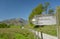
[0,18,28,26]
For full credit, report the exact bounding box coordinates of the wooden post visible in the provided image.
[41,31,43,39]
[56,6,60,39]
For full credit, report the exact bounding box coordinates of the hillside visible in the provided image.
[0,18,28,26]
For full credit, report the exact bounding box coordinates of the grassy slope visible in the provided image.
[24,24,57,36]
[0,24,57,39]
[10,25,21,28]
[14,33,27,39]
[0,33,27,39]
[10,25,57,36]
[33,25,57,36]
[0,28,37,39]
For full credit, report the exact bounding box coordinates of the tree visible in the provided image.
[44,2,50,14]
[0,23,10,28]
[29,4,44,27]
[48,9,54,15]
[28,2,54,27]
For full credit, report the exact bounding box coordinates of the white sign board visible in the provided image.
[32,16,56,25]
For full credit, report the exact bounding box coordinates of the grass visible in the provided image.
[24,24,57,36]
[0,28,38,39]
[33,25,57,36]
[10,25,21,28]
[9,25,57,36]
[0,24,57,39]
[14,33,28,39]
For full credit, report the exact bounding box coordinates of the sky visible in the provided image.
[0,0,60,21]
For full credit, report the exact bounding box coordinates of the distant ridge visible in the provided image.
[0,18,28,26]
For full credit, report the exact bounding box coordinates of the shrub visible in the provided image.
[0,23,10,28]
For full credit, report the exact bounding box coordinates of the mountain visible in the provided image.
[0,18,28,26]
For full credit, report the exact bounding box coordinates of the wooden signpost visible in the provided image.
[32,6,60,39]
[32,15,56,25]
[32,14,57,39]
